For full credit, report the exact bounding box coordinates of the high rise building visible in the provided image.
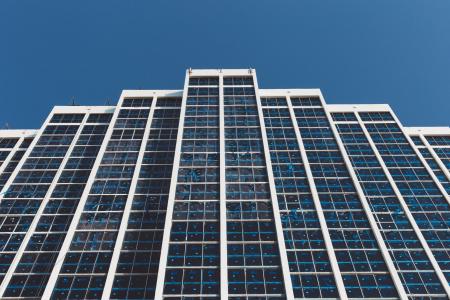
[0,69,449,300]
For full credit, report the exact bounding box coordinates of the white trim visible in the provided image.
[253,71,295,299]
[51,106,115,114]
[218,73,228,299]
[121,90,182,98]
[188,69,252,76]
[356,112,450,298]
[286,96,350,300]
[404,127,450,135]
[0,130,37,138]
[259,88,322,97]
[41,104,122,299]
[154,71,189,298]
[326,104,392,112]
[0,113,89,297]
[101,96,158,299]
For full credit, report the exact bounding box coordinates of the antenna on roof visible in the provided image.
[105,99,111,105]
[4,122,9,129]
[189,68,192,74]
[248,68,253,74]
[71,96,76,106]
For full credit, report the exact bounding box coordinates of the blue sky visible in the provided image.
[1,0,449,129]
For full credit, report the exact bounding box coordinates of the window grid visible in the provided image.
[426,136,450,146]
[224,78,286,298]
[336,121,448,297]
[433,147,450,174]
[360,119,450,286]
[0,119,85,294]
[51,104,151,299]
[0,137,35,192]
[414,145,450,195]
[111,100,181,299]
[3,119,109,299]
[263,106,341,299]
[293,107,399,299]
[0,138,19,176]
[162,79,221,298]
[1,70,449,299]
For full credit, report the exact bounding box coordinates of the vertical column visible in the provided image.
[323,107,408,299]
[41,107,119,299]
[107,96,182,299]
[284,96,348,299]
[291,96,399,298]
[4,113,112,299]
[161,74,221,298]
[356,112,450,297]
[379,112,450,285]
[0,113,88,298]
[331,111,416,299]
[101,97,157,299]
[153,72,188,298]
[157,74,221,298]
[259,94,346,299]
[253,74,294,299]
[223,74,289,298]
[0,116,66,289]
[218,72,228,299]
[48,100,152,299]
[334,113,435,297]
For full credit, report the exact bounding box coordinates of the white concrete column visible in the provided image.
[154,71,189,298]
[287,96,351,300]
[42,105,122,299]
[322,104,408,299]
[101,96,158,299]
[218,72,229,299]
[252,71,294,299]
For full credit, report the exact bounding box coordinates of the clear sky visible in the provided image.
[1,0,449,129]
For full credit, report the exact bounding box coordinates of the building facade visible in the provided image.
[0,69,449,299]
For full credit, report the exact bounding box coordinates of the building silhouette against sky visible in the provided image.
[0,69,449,299]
